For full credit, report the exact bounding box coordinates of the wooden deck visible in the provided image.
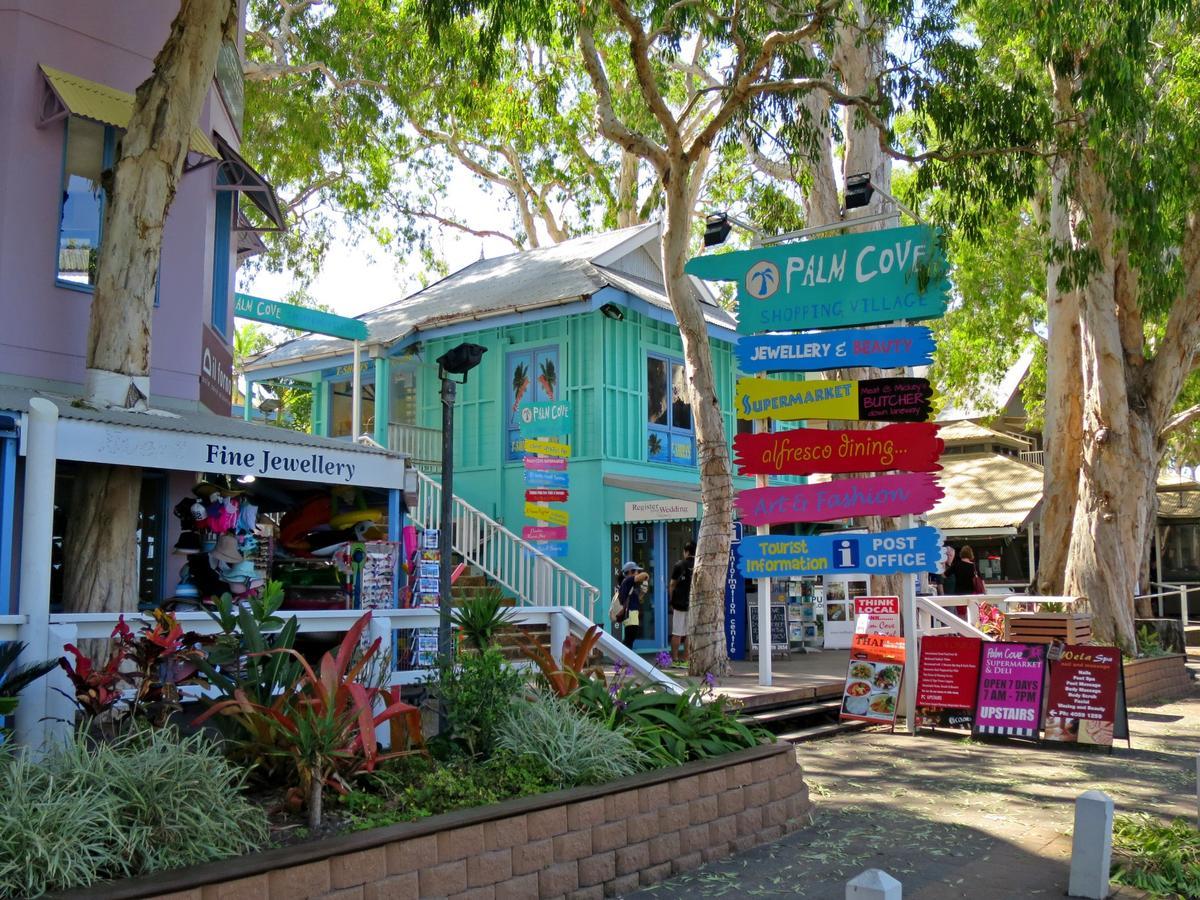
[669,650,851,711]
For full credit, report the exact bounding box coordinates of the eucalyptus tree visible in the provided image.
[64,1,239,618]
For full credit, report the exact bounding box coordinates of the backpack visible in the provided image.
[608,587,624,624]
[671,558,694,611]
[972,568,986,595]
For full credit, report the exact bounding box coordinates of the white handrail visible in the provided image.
[410,469,602,622]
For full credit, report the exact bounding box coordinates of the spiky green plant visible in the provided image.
[452,587,518,651]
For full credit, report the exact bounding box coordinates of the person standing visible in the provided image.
[617,561,649,648]
[949,545,984,618]
[668,541,695,667]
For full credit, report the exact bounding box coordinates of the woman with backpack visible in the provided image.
[610,560,648,648]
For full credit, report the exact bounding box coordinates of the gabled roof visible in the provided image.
[244,223,736,373]
[926,452,1044,532]
[937,346,1036,422]
[938,420,1031,451]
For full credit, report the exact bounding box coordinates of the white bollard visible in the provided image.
[1068,790,1114,899]
[846,869,902,899]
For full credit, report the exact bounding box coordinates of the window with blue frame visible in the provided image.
[646,354,695,465]
[211,170,238,335]
[56,117,113,288]
[56,117,162,305]
[506,346,560,460]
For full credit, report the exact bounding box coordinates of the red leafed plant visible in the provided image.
[195,611,424,829]
[518,624,605,698]
[977,602,1005,639]
[59,638,127,718]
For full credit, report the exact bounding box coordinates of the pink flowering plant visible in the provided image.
[977,601,1005,638]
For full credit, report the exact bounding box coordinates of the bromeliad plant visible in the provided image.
[518,623,604,698]
[0,641,59,724]
[451,588,518,652]
[196,611,424,830]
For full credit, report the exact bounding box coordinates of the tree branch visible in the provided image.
[578,22,669,173]
[1162,403,1200,438]
[608,0,683,154]
[389,202,521,248]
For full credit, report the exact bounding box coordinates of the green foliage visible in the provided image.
[1111,815,1200,898]
[496,690,644,787]
[344,752,558,830]
[429,646,525,759]
[451,588,518,651]
[0,728,266,898]
[196,612,422,829]
[573,670,768,768]
[1136,625,1171,659]
[0,641,58,719]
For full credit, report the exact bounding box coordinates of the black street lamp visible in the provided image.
[435,342,486,728]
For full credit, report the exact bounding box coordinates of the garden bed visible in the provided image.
[62,740,811,900]
[1124,653,1192,704]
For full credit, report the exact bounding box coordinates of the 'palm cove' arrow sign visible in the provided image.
[684,225,949,334]
[736,377,933,422]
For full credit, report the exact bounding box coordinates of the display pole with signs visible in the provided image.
[519,402,572,559]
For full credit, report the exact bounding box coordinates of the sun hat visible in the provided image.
[210,532,243,565]
[622,560,642,574]
[193,480,246,501]
[172,530,202,555]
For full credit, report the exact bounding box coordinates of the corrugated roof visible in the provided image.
[40,65,219,159]
[0,384,396,459]
[938,420,1031,450]
[926,452,1043,532]
[245,223,734,373]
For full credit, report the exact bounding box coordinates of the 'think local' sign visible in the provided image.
[737,526,943,577]
[737,377,933,423]
[735,325,936,374]
[733,423,945,477]
[517,401,573,438]
[684,225,950,335]
[735,472,944,526]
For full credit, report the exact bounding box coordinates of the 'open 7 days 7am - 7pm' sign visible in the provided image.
[684,225,949,334]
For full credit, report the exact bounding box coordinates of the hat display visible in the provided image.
[193,480,246,501]
[172,531,202,555]
[622,560,642,573]
[210,533,243,565]
[219,559,258,582]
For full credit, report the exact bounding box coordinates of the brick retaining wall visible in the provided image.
[64,740,810,900]
[1124,653,1192,704]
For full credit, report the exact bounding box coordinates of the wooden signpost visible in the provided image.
[735,325,937,373]
[524,502,569,527]
[525,489,569,504]
[522,526,568,541]
[524,469,569,489]
[517,401,573,437]
[736,376,934,423]
[737,526,943,578]
[735,473,944,526]
[733,422,945,477]
[683,224,950,334]
[522,439,571,458]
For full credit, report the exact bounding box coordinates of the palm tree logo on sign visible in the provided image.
[745,261,780,299]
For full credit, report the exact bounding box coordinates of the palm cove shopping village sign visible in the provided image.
[735,325,936,373]
[737,376,933,422]
[738,526,943,578]
[684,225,949,334]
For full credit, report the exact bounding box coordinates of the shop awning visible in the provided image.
[214,135,286,230]
[0,385,411,495]
[926,452,1042,534]
[603,473,703,523]
[38,64,219,159]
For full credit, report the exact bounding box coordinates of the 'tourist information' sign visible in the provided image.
[737,526,943,577]
[736,377,934,423]
[734,473,943,526]
[683,225,950,334]
[973,642,1047,738]
[733,422,945,477]
[1044,645,1121,747]
[735,325,937,373]
[916,635,983,728]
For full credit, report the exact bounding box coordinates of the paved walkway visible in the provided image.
[626,686,1200,898]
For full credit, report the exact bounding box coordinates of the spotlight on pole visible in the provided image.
[844,172,875,210]
[703,212,733,247]
[435,342,487,735]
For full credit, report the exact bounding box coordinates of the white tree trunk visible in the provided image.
[65,0,237,617]
[663,164,733,676]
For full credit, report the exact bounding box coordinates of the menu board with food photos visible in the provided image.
[840,633,905,727]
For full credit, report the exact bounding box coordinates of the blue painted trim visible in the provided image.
[211,173,235,337]
[589,286,741,344]
[248,353,358,382]
[0,433,16,614]
[388,488,402,609]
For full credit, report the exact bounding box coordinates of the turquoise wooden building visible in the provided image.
[244,223,770,650]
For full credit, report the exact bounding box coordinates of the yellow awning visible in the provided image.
[39,64,219,159]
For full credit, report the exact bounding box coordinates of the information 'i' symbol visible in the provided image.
[834,539,858,569]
